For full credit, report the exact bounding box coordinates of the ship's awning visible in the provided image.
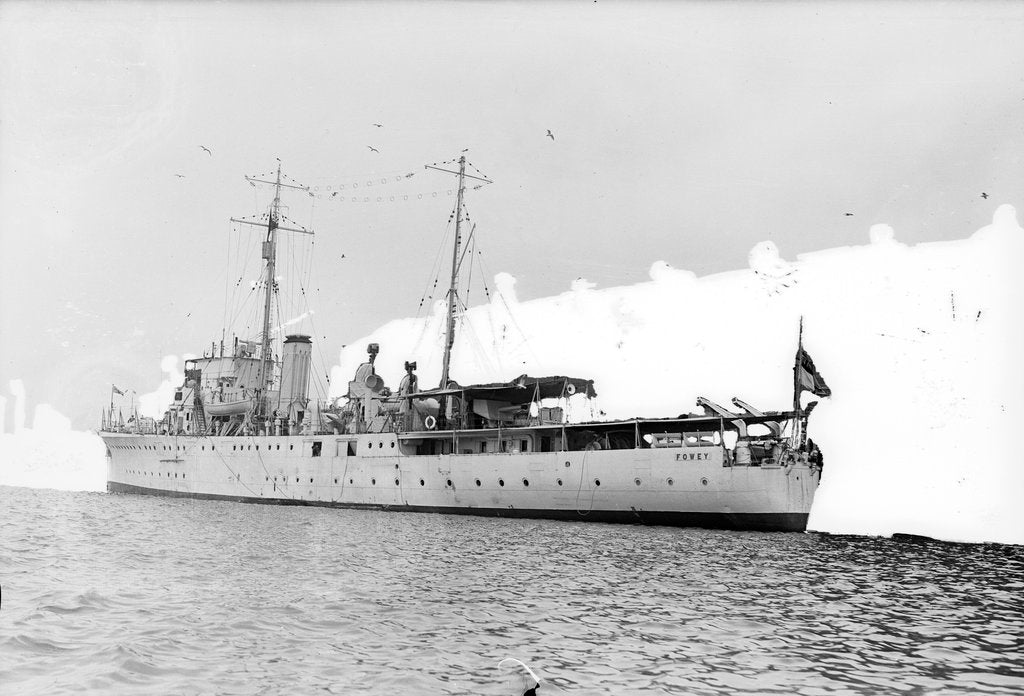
[409,374,596,405]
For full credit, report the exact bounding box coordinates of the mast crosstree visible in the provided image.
[230,163,313,418]
[425,155,492,389]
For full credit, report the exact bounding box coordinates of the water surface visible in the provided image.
[1,485,1021,694]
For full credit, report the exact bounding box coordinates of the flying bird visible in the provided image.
[844,212,853,216]
[174,174,185,178]
[372,123,383,128]
[332,191,339,197]
[981,192,989,199]
[367,146,379,153]
[199,145,212,156]
[546,129,555,141]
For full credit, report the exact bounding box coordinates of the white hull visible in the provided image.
[102,431,819,531]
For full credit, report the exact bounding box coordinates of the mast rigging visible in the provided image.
[425,155,492,388]
[230,163,313,418]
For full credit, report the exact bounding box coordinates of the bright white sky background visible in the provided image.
[1,2,1023,542]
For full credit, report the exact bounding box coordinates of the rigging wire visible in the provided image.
[473,235,547,374]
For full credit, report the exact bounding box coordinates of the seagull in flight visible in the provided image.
[199,145,212,156]
[372,123,383,128]
[981,192,989,199]
[844,212,853,216]
[546,129,555,141]
[367,146,379,153]
[174,174,185,178]
[332,191,339,197]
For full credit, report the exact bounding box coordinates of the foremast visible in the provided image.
[230,163,313,420]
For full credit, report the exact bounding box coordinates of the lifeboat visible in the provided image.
[204,399,250,417]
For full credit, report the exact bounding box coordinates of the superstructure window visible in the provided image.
[312,441,322,457]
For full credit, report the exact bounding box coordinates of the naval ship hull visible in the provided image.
[102,431,819,532]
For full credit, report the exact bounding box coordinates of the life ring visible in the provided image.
[565,383,576,396]
[424,415,437,430]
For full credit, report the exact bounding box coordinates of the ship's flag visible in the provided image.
[795,346,831,398]
[112,384,125,396]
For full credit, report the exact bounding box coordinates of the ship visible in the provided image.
[101,159,829,532]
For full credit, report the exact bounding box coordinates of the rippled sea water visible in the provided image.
[1,485,1022,695]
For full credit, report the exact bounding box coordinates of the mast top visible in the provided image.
[426,154,492,389]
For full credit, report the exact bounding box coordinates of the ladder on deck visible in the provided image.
[193,390,207,436]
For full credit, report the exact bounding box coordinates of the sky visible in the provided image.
[1,1,1023,432]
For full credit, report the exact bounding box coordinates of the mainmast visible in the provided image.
[425,155,492,389]
[231,163,313,419]
[440,156,466,389]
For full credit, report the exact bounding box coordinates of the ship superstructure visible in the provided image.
[101,159,828,531]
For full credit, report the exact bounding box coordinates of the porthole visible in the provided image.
[395,479,400,486]
[371,478,376,485]
[564,461,571,468]
[256,445,259,451]
[290,445,294,451]
[334,478,338,484]
[557,478,563,486]
[667,478,674,486]
[498,479,505,487]
[349,478,353,484]
[475,479,481,487]
[378,442,383,448]
[420,479,425,486]
[522,479,530,487]
[276,444,280,450]
[211,445,215,451]
[390,441,396,448]
[700,477,709,486]
[233,445,237,451]
[446,479,453,487]
[266,476,269,482]
[594,479,601,486]
[310,478,314,483]
[295,477,300,483]
[634,478,642,486]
